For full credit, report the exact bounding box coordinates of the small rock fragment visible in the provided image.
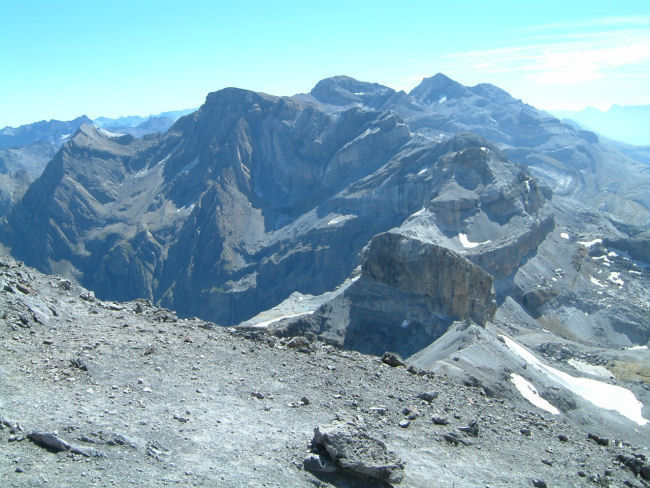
[443,432,473,446]
[70,358,88,371]
[369,407,388,415]
[28,431,71,452]
[588,433,609,446]
[16,283,32,294]
[417,392,439,403]
[303,453,336,474]
[381,352,405,367]
[402,406,419,420]
[286,336,310,349]
[459,421,479,437]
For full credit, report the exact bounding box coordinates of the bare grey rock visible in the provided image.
[417,392,439,403]
[382,352,406,367]
[28,431,71,452]
[308,423,405,484]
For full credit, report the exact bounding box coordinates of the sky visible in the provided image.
[1,0,649,127]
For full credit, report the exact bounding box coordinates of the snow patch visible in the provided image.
[327,214,355,226]
[358,127,380,139]
[567,359,613,380]
[608,272,624,286]
[98,128,123,138]
[627,345,648,351]
[590,277,606,288]
[180,158,199,175]
[418,168,428,175]
[480,146,487,152]
[176,203,195,214]
[501,335,647,425]
[560,232,569,240]
[458,233,491,249]
[578,238,602,248]
[250,311,313,328]
[438,96,447,103]
[510,373,560,415]
[135,153,172,177]
[401,320,411,329]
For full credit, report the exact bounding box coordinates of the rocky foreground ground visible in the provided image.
[1,254,649,487]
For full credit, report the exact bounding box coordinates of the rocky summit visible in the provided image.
[0,73,649,486]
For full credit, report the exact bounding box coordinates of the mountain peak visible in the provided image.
[409,73,470,104]
[469,83,515,104]
[202,87,283,113]
[310,76,395,107]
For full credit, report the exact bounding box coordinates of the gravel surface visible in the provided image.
[1,254,649,487]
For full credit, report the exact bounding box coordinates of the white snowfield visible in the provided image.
[510,373,560,415]
[501,335,648,426]
[560,232,569,240]
[458,233,491,249]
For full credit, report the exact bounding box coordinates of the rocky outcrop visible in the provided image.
[361,232,495,325]
[281,232,496,357]
[466,214,555,278]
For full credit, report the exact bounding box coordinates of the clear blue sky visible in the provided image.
[1,0,649,127]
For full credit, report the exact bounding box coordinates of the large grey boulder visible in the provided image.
[305,423,405,484]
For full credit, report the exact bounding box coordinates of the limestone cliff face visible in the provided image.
[286,232,497,357]
[361,232,495,325]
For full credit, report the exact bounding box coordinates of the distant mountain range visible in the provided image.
[553,104,650,146]
[0,109,195,217]
[1,74,647,354]
[94,109,196,129]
